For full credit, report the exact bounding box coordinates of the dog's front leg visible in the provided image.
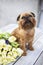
[28,39,34,51]
[22,43,27,56]
[20,39,27,56]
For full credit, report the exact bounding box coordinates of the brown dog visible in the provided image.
[11,12,36,55]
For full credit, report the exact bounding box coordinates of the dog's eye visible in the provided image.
[22,16,26,19]
[29,15,32,17]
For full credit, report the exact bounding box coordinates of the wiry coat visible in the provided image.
[11,12,36,55]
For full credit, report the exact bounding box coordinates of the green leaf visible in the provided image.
[0,33,11,40]
[10,42,19,48]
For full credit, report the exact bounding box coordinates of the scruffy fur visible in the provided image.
[11,12,36,56]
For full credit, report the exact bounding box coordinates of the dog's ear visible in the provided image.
[17,14,20,21]
[31,12,35,17]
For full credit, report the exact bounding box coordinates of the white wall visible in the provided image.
[0,0,39,28]
[39,0,43,31]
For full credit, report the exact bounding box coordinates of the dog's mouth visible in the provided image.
[22,20,34,29]
[24,20,32,25]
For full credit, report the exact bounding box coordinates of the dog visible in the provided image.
[11,12,36,56]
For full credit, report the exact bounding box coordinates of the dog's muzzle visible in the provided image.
[24,20,32,25]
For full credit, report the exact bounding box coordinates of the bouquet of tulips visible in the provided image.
[0,33,23,65]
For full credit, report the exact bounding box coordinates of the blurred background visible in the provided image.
[0,0,43,31]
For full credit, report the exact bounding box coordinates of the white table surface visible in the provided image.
[0,24,43,65]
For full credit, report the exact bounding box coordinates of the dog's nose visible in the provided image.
[25,20,31,24]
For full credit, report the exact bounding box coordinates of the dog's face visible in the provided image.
[17,12,36,30]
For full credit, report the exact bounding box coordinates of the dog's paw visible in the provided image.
[29,47,34,51]
[22,52,27,56]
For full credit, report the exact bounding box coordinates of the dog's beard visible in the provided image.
[22,21,34,30]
